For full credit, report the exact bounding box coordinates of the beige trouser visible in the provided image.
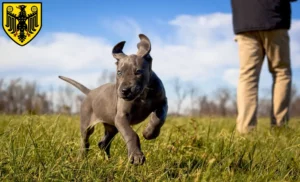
[235,29,292,134]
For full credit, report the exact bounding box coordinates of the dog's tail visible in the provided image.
[58,76,90,95]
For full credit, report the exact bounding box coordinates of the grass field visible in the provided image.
[0,115,300,181]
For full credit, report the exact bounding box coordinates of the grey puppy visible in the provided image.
[58,34,168,165]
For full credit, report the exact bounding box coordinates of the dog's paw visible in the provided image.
[143,126,160,140]
[129,152,145,165]
[130,154,145,165]
[98,141,111,157]
[98,140,106,150]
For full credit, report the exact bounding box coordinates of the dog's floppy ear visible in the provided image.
[137,34,151,58]
[112,41,127,60]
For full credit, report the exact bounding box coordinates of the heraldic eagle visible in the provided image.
[5,5,39,42]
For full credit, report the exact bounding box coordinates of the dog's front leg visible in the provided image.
[115,113,145,165]
[143,99,168,140]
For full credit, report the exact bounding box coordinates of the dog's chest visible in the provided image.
[129,99,154,124]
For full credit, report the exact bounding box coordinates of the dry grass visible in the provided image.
[0,115,300,181]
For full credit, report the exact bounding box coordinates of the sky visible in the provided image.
[0,0,300,112]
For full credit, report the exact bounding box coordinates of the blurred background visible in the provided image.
[1,0,300,116]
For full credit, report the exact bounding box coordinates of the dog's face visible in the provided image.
[112,34,152,101]
[115,55,152,101]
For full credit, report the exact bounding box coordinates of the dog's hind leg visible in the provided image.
[98,123,118,157]
[80,125,94,156]
[80,106,95,156]
[143,100,168,140]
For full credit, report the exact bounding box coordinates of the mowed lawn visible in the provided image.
[0,115,299,181]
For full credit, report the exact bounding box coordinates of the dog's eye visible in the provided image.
[135,69,144,75]
[117,70,122,76]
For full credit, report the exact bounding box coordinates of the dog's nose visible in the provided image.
[122,87,131,96]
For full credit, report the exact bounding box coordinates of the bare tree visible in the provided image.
[291,84,298,103]
[230,93,237,116]
[57,85,74,115]
[290,85,300,117]
[187,85,198,116]
[215,88,231,116]
[0,79,5,112]
[257,88,272,117]
[0,78,53,114]
[173,78,188,115]
[198,95,209,116]
[1,76,300,117]
[75,95,84,114]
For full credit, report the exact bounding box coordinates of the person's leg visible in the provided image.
[263,29,292,127]
[235,32,265,134]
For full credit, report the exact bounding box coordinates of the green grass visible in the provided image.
[0,115,300,181]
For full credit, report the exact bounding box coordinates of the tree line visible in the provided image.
[1,73,299,117]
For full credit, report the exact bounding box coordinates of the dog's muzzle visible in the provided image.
[120,85,142,101]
